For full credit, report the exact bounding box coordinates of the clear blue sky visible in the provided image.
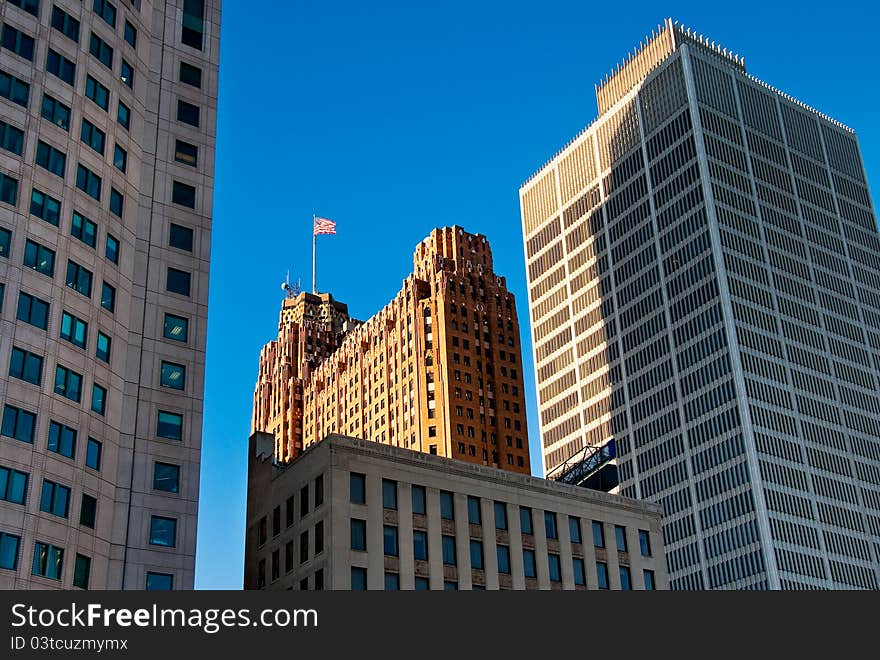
[195,0,880,588]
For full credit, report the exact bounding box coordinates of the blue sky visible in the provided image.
[195,0,880,588]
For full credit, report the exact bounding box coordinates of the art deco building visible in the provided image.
[253,226,531,474]
[520,19,880,589]
[0,0,219,589]
[244,432,667,590]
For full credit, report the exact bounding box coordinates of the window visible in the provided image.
[592,521,605,548]
[414,577,429,590]
[270,550,279,582]
[177,100,200,127]
[413,530,428,561]
[382,479,397,510]
[66,261,93,298]
[0,465,28,505]
[523,549,536,578]
[411,484,426,515]
[644,569,656,591]
[2,24,36,61]
[179,62,202,88]
[59,312,88,349]
[545,511,558,539]
[470,539,484,570]
[32,542,63,580]
[350,519,366,551]
[496,545,510,574]
[105,233,119,264]
[596,562,609,589]
[120,59,133,88]
[639,529,652,557]
[0,227,8,257]
[0,172,17,205]
[569,516,582,544]
[47,421,77,459]
[314,520,324,554]
[117,101,130,129]
[36,140,66,177]
[93,0,117,27]
[467,496,481,525]
[1,404,36,443]
[174,140,198,167]
[75,556,94,595]
[17,292,49,330]
[285,496,294,527]
[91,383,107,416]
[85,76,110,111]
[30,188,61,225]
[0,533,21,571]
[299,530,308,563]
[285,540,293,572]
[124,21,137,48]
[441,535,456,566]
[256,517,266,546]
[383,525,398,557]
[169,223,193,251]
[80,493,97,528]
[10,347,43,386]
[96,332,111,363]
[181,0,205,49]
[52,7,81,42]
[615,525,628,552]
[89,32,114,69]
[109,187,123,217]
[23,240,56,277]
[0,69,29,107]
[8,0,39,17]
[444,581,458,590]
[40,480,70,518]
[0,119,23,155]
[520,507,533,535]
[85,437,102,471]
[101,282,115,312]
[46,49,76,85]
[76,164,102,200]
[149,516,177,547]
[172,180,196,208]
[351,567,367,591]
[270,506,280,538]
[163,314,188,342]
[166,268,191,296]
[573,558,586,586]
[157,411,183,440]
[299,484,308,517]
[314,568,324,591]
[548,553,561,582]
[160,361,185,390]
[383,572,399,591]
[346,473,366,506]
[71,211,98,248]
[54,365,83,402]
[113,144,127,172]
[440,491,454,520]
[81,118,106,154]
[619,566,632,591]
[314,474,323,508]
[146,572,173,590]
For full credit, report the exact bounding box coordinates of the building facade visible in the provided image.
[520,19,880,589]
[244,432,667,590]
[253,226,531,475]
[0,0,219,589]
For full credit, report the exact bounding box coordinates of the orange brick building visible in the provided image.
[252,226,530,474]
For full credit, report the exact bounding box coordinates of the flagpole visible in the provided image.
[312,214,317,294]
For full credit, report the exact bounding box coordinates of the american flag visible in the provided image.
[313,216,336,236]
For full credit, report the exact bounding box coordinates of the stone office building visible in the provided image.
[244,432,667,590]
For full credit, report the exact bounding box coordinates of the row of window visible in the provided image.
[3,402,184,447]
[257,520,325,587]
[7,347,107,414]
[0,529,174,589]
[352,473,652,556]
[257,474,325,545]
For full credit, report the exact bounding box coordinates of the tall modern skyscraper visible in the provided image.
[520,19,880,589]
[0,0,219,589]
[253,226,531,474]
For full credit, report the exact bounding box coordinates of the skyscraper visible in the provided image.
[253,226,531,474]
[520,18,880,589]
[0,0,219,589]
